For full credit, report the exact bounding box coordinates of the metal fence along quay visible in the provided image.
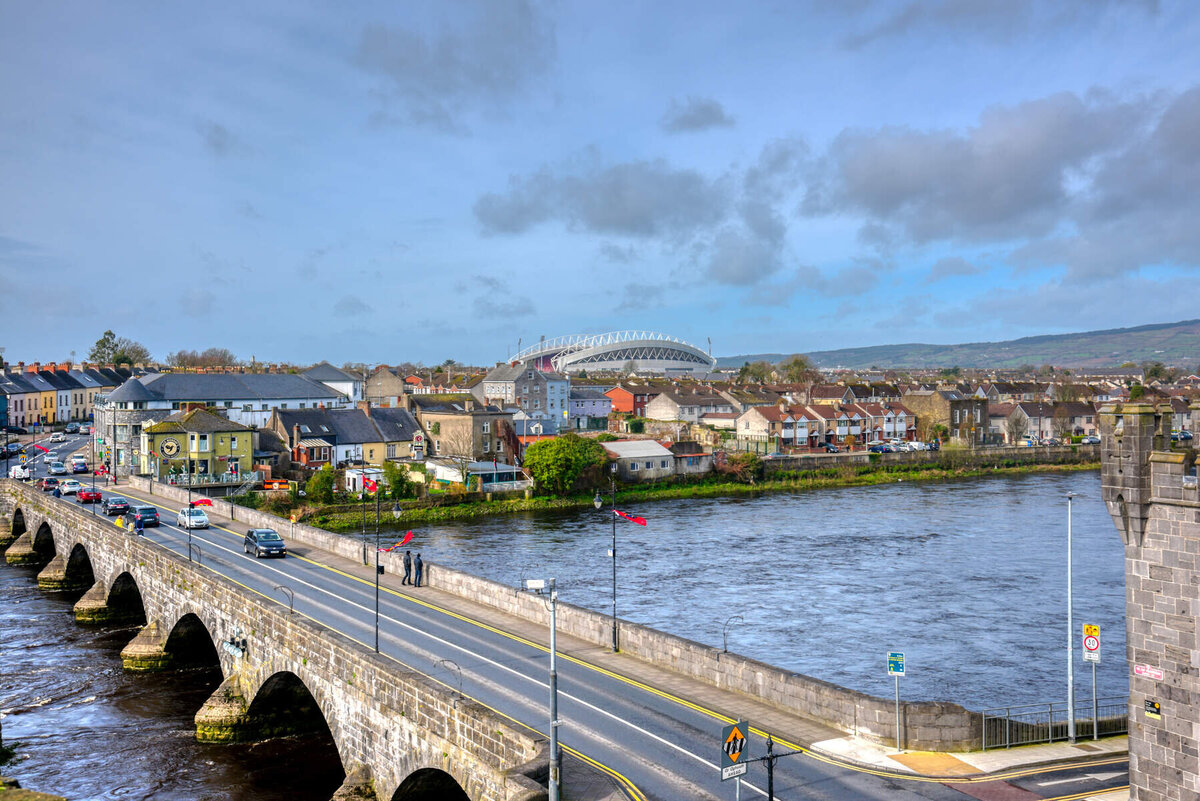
[981,696,1129,749]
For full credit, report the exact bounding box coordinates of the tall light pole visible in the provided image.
[593,461,619,652]
[1066,491,1077,744]
[521,577,560,801]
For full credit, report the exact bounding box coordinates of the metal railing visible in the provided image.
[166,471,263,487]
[981,696,1128,749]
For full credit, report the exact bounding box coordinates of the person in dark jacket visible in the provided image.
[402,550,413,585]
[413,553,423,588]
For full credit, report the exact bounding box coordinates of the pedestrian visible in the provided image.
[413,553,423,588]
[115,514,125,529]
[401,550,412,585]
[134,514,144,537]
[52,486,61,498]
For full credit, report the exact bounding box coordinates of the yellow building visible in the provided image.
[140,408,253,484]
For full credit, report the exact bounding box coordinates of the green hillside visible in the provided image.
[718,319,1200,370]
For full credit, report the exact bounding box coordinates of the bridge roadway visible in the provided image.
[6,433,1129,801]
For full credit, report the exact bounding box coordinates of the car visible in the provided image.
[71,461,89,474]
[244,528,287,558]
[818,443,840,453]
[176,507,210,529]
[927,440,941,451]
[4,426,28,435]
[47,461,67,475]
[1080,435,1101,444]
[59,479,82,495]
[78,425,90,435]
[868,444,894,453]
[64,423,79,434]
[49,432,66,442]
[129,506,160,527]
[8,464,31,480]
[1043,438,1060,446]
[101,497,130,516]
[77,488,102,504]
[765,451,787,459]
[36,477,59,492]
[1182,431,1194,441]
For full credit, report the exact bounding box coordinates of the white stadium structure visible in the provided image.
[511,331,716,374]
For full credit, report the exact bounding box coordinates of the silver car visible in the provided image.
[176,507,210,529]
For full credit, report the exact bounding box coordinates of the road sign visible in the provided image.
[1144,699,1161,720]
[720,720,748,781]
[1134,664,1165,681]
[1082,623,1100,664]
[887,652,905,676]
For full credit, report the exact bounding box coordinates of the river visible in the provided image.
[1,469,1124,798]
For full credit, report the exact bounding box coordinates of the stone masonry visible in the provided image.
[0,479,546,801]
[1099,402,1200,801]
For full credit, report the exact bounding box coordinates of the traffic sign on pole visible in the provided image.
[1083,623,1100,664]
[887,652,905,676]
[720,720,749,781]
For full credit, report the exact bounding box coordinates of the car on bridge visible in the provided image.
[177,507,210,529]
[47,461,67,475]
[101,497,130,516]
[129,506,160,527]
[36,477,59,492]
[244,528,287,558]
[77,488,102,504]
[59,479,82,495]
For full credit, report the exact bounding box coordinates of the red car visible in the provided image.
[37,477,60,492]
[77,488,102,504]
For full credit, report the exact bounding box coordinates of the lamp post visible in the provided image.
[521,578,560,801]
[593,461,619,652]
[1065,491,1077,744]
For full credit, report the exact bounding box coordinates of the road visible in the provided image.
[6,431,1130,801]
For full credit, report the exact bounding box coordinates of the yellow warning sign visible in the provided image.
[724,725,745,762]
[1084,624,1099,637]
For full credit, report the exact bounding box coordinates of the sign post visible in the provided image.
[887,652,905,750]
[1083,624,1100,740]
[721,719,749,798]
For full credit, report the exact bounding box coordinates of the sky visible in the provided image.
[2,0,1199,366]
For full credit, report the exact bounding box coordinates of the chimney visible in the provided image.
[357,400,371,416]
[46,362,57,372]
[292,424,301,447]
[29,362,40,373]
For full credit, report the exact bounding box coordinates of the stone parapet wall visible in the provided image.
[763,444,1098,474]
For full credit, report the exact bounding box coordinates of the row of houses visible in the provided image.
[0,362,137,428]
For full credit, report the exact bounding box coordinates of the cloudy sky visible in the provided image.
[2,1,1198,366]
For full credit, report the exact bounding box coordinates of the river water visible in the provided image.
[1,470,1124,798]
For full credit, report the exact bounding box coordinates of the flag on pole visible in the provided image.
[379,531,414,551]
[33,444,48,453]
[364,477,378,493]
[613,509,647,526]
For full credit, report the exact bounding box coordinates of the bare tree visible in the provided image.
[1051,405,1072,441]
[439,421,477,486]
[1005,413,1029,444]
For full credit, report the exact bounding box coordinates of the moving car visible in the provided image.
[48,461,67,475]
[77,488,102,504]
[59,479,82,495]
[129,506,160,527]
[101,497,130,516]
[244,528,287,558]
[36,477,60,492]
[176,507,210,529]
[72,460,89,474]
[8,464,31,480]
[64,423,79,434]
[49,432,66,442]
[78,425,90,435]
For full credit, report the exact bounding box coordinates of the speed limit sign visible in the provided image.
[1082,624,1100,663]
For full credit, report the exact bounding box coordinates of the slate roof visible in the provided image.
[106,379,160,403]
[601,440,674,459]
[303,361,360,382]
[275,407,420,446]
[111,373,342,402]
[569,388,609,401]
[145,408,252,434]
[0,374,38,395]
[38,370,84,391]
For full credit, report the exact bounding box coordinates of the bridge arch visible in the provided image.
[242,671,345,795]
[63,542,96,590]
[390,768,470,801]
[30,521,57,566]
[164,612,221,669]
[10,507,26,538]
[107,571,148,627]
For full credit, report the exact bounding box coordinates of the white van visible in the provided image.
[8,464,31,480]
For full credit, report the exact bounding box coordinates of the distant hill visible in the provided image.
[717,319,1200,370]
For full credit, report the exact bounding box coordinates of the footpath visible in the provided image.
[102,477,1130,801]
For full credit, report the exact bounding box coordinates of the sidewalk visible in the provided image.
[112,481,1130,799]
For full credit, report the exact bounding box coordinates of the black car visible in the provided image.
[244,528,287,558]
[818,442,840,453]
[101,497,130,516]
[4,426,28,435]
[64,423,79,434]
[129,505,160,527]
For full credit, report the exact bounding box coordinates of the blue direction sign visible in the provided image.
[887,652,905,676]
[720,720,749,781]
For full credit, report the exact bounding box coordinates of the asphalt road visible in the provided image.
[6,431,1130,801]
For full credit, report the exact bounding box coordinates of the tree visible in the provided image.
[1051,404,1072,440]
[737,361,773,384]
[381,461,412,499]
[777,354,821,385]
[714,451,761,484]
[306,464,336,504]
[1005,413,1029,444]
[167,347,239,368]
[938,366,962,379]
[1143,361,1169,381]
[1130,383,1146,400]
[522,433,608,495]
[88,330,151,365]
[439,423,477,484]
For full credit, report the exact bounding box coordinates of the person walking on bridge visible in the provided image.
[402,550,413,585]
[134,514,144,537]
[413,553,423,588]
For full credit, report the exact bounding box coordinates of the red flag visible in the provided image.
[193,497,213,506]
[364,477,377,493]
[379,531,414,552]
[613,509,647,526]
[33,444,48,453]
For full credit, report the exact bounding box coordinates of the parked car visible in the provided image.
[244,528,287,558]
[927,440,940,451]
[8,464,31,480]
[868,444,894,453]
[129,506,160,527]
[78,425,91,435]
[77,488,102,504]
[47,461,67,475]
[1080,435,1101,444]
[64,423,79,434]
[1182,431,1194,441]
[59,479,82,495]
[765,452,787,459]
[818,443,840,453]
[4,442,22,454]
[36,477,60,492]
[4,426,28,435]
[176,507,210,529]
[101,497,130,516]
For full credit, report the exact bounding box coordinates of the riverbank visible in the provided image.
[301,459,1100,531]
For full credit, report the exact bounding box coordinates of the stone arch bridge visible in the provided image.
[0,479,546,801]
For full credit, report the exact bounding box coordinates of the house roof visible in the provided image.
[601,440,674,459]
[303,361,360,383]
[276,407,420,445]
[106,378,160,402]
[144,408,252,434]
[113,373,342,402]
[569,388,608,401]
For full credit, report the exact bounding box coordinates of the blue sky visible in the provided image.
[3,1,1198,366]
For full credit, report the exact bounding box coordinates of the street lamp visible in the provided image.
[593,461,619,652]
[1065,491,1077,744]
[521,577,561,801]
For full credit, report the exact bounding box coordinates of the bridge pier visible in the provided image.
[4,531,39,566]
[330,765,377,800]
[0,515,15,550]
[36,554,89,593]
[194,676,255,743]
[120,620,173,672]
[73,581,135,625]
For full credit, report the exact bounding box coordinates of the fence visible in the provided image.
[165,471,263,487]
[981,696,1128,749]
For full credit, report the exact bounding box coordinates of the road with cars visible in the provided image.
[6,430,1130,801]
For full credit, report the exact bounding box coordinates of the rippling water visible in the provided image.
[406,469,1126,708]
[0,567,343,801]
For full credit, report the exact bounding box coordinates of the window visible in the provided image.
[533,399,540,408]
[661,459,668,469]
[953,409,960,423]
[645,461,652,470]
[386,444,396,459]
[231,436,238,450]
[198,434,209,451]
[974,408,981,423]
[369,449,375,460]
[261,404,268,411]
[630,461,639,471]
[483,440,490,453]
[299,403,306,409]
[482,421,491,433]
[280,403,287,409]
[496,439,503,452]
[527,371,534,379]
[434,440,441,453]
[224,401,233,408]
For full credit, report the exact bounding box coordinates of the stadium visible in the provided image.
[511,331,716,375]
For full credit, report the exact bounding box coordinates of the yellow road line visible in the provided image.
[1043,786,1129,801]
